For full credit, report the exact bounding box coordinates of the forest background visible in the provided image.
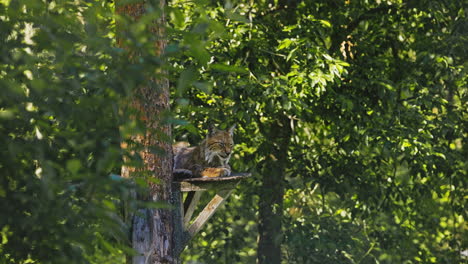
[0,0,466,263]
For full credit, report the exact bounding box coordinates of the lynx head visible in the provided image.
[205,124,235,162]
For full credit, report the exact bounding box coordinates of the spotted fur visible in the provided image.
[173,125,235,178]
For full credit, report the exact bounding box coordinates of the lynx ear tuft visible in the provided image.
[228,124,236,136]
[208,124,218,137]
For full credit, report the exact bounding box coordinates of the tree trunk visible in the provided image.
[257,116,291,264]
[116,1,175,263]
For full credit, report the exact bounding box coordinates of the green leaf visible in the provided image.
[66,159,81,174]
[177,67,198,95]
[210,63,248,73]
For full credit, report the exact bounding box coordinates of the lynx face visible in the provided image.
[205,126,235,163]
[173,124,236,179]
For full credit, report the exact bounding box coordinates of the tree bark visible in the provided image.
[116,1,175,263]
[257,116,291,264]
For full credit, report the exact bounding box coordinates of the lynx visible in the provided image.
[173,125,235,178]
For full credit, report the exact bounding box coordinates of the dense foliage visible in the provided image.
[1,0,466,263]
[169,1,467,263]
[0,1,163,263]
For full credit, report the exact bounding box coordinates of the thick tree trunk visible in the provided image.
[116,1,175,263]
[257,116,291,264]
[126,83,174,264]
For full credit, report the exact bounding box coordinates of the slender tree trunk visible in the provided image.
[256,3,294,262]
[257,116,291,264]
[116,1,175,263]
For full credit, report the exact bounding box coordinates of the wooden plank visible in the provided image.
[177,173,251,192]
[172,184,189,257]
[186,189,234,237]
[180,181,237,192]
[179,173,251,182]
[183,191,202,227]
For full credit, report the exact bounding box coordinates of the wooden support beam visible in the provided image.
[172,183,188,257]
[172,172,251,256]
[187,189,234,237]
[183,191,202,227]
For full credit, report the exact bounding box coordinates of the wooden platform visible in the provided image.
[177,173,251,191]
[172,172,251,255]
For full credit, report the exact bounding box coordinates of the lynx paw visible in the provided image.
[173,169,193,179]
[201,168,231,178]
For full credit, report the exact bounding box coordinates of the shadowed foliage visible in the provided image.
[1,0,466,263]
